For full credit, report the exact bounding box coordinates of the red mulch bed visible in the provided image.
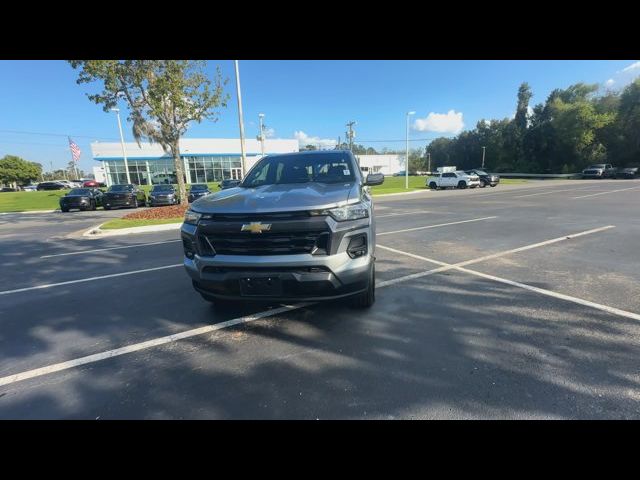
[122,204,189,220]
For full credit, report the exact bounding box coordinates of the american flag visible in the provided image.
[68,137,81,162]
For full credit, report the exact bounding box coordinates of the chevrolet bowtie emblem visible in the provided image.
[241,222,272,234]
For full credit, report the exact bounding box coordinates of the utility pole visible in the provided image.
[482,146,486,169]
[427,152,431,173]
[335,136,341,150]
[258,113,266,157]
[234,60,247,178]
[111,108,131,184]
[406,111,416,189]
[346,121,356,152]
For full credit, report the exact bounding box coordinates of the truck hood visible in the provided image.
[191,182,359,213]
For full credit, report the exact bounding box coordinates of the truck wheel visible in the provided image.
[104,205,111,210]
[61,207,69,212]
[91,200,97,211]
[132,198,138,208]
[458,181,467,189]
[479,180,487,188]
[429,182,437,190]
[352,263,375,308]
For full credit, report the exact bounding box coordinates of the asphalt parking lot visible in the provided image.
[1,179,639,419]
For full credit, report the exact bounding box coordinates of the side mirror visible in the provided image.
[365,172,385,186]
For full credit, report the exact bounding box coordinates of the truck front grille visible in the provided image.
[199,230,329,256]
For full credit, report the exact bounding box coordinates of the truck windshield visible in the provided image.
[108,185,134,192]
[152,185,174,192]
[241,153,356,187]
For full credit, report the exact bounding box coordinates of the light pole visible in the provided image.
[258,113,265,158]
[406,111,416,189]
[111,108,131,184]
[482,146,486,169]
[234,60,247,178]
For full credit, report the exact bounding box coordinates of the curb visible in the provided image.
[0,209,60,215]
[373,190,430,198]
[83,222,182,238]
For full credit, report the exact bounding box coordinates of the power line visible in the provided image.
[0,129,120,141]
[356,137,440,143]
[0,140,73,148]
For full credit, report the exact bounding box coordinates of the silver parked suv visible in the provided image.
[181,150,385,308]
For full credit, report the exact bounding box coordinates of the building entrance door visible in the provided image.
[231,168,243,180]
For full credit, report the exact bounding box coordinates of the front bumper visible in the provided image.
[104,196,133,207]
[181,217,373,301]
[60,198,90,209]
[149,196,177,206]
[582,172,604,178]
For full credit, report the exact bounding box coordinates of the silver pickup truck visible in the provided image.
[181,150,385,308]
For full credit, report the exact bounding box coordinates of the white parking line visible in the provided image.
[572,186,640,199]
[0,303,311,388]
[378,224,640,322]
[0,264,182,296]
[40,240,181,259]
[513,187,598,198]
[0,225,622,387]
[454,266,640,322]
[377,211,435,218]
[378,225,614,271]
[377,216,497,236]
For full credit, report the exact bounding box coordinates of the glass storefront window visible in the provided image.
[104,155,245,185]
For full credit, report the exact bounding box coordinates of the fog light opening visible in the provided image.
[347,234,367,259]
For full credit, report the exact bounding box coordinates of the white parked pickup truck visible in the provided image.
[427,170,480,190]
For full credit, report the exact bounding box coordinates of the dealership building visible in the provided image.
[356,154,404,176]
[90,138,299,186]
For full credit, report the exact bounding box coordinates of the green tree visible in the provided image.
[69,60,229,204]
[0,155,42,186]
[616,78,640,165]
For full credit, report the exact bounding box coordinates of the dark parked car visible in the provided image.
[218,179,241,190]
[37,181,66,191]
[616,167,639,179]
[1,187,18,192]
[102,184,146,210]
[59,188,103,212]
[188,184,211,203]
[149,184,180,206]
[465,169,500,187]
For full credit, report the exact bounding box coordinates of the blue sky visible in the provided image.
[0,60,638,173]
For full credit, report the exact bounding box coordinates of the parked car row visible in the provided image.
[56,183,218,212]
[426,168,500,190]
[36,180,106,190]
[581,164,640,179]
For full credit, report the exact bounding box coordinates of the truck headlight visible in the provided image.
[327,202,369,222]
[184,210,202,225]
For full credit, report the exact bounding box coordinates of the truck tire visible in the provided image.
[429,182,437,190]
[351,263,375,308]
[479,180,487,188]
[458,181,467,189]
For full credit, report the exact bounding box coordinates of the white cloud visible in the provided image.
[413,110,464,134]
[621,61,640,73]
[294,131,337,149]
[264,127,275,138]
[602,61,640,91]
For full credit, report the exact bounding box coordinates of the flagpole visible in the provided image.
[68,137,80,181]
